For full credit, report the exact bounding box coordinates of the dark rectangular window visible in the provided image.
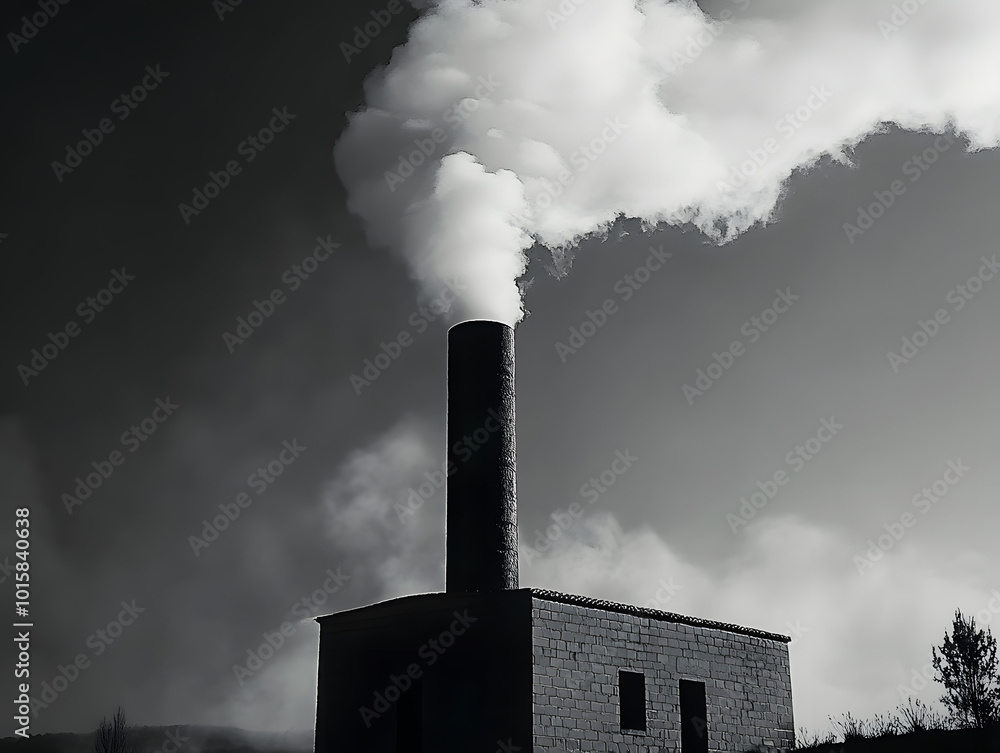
[396,677,422,752]
[679,679,708,753]
[619,670,646,731]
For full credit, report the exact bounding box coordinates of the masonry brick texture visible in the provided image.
[315,590,793,752]
[531,597,794,753]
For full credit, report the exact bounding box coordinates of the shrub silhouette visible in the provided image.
[792,608,1000,750]
[94,707,133,753]
[895,697,951,733]
[829,711,872,742]
[796,725,836,748]
[931,609,1000,729]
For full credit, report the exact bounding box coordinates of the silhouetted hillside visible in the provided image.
[795,725,1000,753]
[0,726,312,753]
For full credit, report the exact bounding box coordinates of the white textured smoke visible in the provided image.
[334,0,1000,325]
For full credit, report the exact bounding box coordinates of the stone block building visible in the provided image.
[314,321,794,752]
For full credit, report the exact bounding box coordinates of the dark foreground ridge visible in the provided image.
[0,726,311,753]
[795,725,1000,753]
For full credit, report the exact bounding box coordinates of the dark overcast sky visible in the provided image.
[2,0,999,739]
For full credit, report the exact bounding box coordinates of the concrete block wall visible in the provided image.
[531,598,794,753]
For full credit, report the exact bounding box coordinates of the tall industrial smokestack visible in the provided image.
[446,320,518,593]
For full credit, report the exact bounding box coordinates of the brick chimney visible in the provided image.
[445,320,518,593]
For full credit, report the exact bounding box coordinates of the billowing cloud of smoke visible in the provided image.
[205,420,447,732]
[321,416,445,599]
[334,0,1000,325]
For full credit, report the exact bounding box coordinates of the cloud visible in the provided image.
[202,419,999,738]
[521,509,1000,736]
[321,415,445,599]
[203,417,447,731]
[336,0,1000,325]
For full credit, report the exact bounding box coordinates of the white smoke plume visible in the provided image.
[334,0,1000,325]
